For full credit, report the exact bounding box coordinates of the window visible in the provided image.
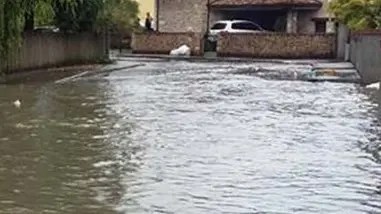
[232,22,261,31]
[211,23,227,30]
[315,20,327,33]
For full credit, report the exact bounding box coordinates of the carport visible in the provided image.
[208,0,322,33]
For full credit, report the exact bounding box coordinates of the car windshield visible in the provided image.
[211,23,226,30]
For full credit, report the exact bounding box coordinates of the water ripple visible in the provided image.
[0,61,381,214]
[99,61,381,214]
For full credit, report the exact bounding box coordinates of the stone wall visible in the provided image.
[158,0,206,32]
[217,33,336,58]
[1,32,107,73]
[131,32,204,55]
[156,0,335,34]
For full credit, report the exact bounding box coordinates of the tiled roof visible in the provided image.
[211,0,322,6]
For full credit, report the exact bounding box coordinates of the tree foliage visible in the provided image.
[329,0,381,30]
[97,0,140,33]
[0,0,139,66]
[52,0,103,32]
[0,0,77,64]
[35,0,55,26]
[0,0,25,60]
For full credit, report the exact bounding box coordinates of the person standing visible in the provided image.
[145,12,153,31]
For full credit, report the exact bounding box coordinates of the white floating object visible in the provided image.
[293,71,298,79]
[169,45,191,56]
[366,82,380,89]
[13,100,21,108]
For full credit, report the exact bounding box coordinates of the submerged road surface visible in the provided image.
[0,60,381,214]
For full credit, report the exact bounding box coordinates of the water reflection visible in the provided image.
[352,87,381,214]
[0,81,119,214]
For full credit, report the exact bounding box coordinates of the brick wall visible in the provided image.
[217,33,336,58]
[131,32,204,55]
[158,0,206,32]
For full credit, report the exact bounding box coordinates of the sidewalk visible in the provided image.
[2,62,145,84]
[111,49,343,65]
[1,64,101,84]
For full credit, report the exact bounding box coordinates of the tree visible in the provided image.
[0,0,139,70]
[24,0,77,31]
[329,0,381,30]
[52,0,103,32]
[96,0,140,33]
[51,0,139,33]
[35,0,55,26]
[23,0,36,31]
[0,0,77,67]
[0,0,25,63]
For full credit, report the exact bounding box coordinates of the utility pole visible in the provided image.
[206,0,210,36]
[155,0,160,32]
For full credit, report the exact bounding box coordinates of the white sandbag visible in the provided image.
[169,45,191,56]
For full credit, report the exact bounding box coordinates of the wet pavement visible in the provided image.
[0,60,380,214]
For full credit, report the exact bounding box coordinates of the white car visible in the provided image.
[208,20,266,41]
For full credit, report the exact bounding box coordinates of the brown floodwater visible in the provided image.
[0,60,381,214]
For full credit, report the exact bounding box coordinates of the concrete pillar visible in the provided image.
[286,11,292,33]
[292,11,298,33]
[286,10,298,33]
[336,23,349,60]
[155,0,159,31]
[326,20,336,33]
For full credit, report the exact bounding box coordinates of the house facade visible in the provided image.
[155,0,335,34]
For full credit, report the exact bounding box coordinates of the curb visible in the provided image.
[55,63,146,84]
[115,54,341,65]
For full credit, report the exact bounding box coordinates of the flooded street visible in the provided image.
[1,60,381,214]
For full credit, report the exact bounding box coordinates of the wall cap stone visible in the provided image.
[351,30,381,36]
[219,32,336,36]
[133,32,203,36]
